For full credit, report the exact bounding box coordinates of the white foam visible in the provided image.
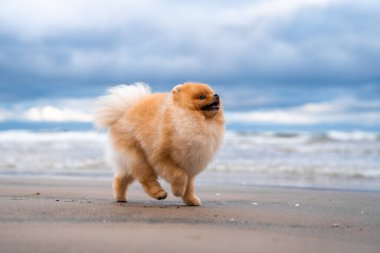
[0,130,106,142]
[0,130,379,190]
[327,130,379,142]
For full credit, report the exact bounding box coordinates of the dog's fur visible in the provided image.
[94,82,225,206]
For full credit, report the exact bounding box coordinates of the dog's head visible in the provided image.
[172,82,222,118]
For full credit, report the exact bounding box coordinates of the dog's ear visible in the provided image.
[172,84,182,94]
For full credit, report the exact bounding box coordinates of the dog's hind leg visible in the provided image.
[109,130,167,201]
[120,145,167,201]
[113,173,134,202]
[153,157,188,198]
[110,149,135,202]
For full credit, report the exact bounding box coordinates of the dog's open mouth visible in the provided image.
[201,100,220,111]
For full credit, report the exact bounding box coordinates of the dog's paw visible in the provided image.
[156,190,168,200]
[143,184,167,200]
[151,189,167,200]
[182,195,201,206]
[114,194,127,203]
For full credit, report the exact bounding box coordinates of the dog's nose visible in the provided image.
[214,94,219,99]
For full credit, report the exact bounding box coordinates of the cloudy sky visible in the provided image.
[0,0,379,131]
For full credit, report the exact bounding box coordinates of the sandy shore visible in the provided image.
[0,176,379,253]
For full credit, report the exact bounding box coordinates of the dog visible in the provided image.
[94,82,224,205]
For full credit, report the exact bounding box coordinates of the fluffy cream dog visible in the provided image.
[94,82,224,206]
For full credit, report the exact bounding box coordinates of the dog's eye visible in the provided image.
[199,95,206,100]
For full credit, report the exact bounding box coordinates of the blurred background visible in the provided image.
[0,0,379,190]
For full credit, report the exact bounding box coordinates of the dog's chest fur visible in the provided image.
[167,107,224,176]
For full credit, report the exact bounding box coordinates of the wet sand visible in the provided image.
[0,177,379,253]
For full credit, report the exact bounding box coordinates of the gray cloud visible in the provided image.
[0,0,379,102]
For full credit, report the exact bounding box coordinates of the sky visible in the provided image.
[0,0,380,131]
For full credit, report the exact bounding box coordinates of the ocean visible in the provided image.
[0,130,379,191]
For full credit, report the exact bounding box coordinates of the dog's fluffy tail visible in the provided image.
[94,83,151,129]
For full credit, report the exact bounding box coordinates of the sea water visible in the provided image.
[0,130,379,190]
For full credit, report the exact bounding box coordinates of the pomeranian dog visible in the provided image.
[94,82,224,206]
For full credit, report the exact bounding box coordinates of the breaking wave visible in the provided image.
[0,130,379,190]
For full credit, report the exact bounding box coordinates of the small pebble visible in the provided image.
[360,211,365,214]
[56,199,60,202]
[331,223,339,228]
[295,203,300,207]
[229,218,235,222]
[216,193,220,196]
[252,202,258,205]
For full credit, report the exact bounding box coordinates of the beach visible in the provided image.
[1,176,379,253]
[1,0,380,252]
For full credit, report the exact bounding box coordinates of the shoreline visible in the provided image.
[0,171,379,193]
[1,176,380,253]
